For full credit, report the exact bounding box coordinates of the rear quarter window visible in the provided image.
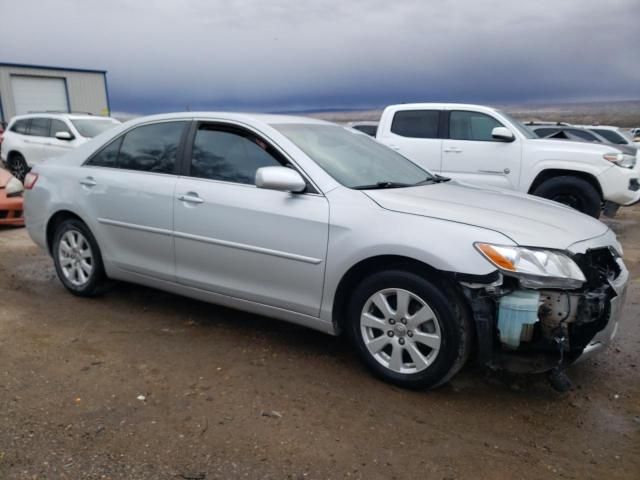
[11,119,30,135]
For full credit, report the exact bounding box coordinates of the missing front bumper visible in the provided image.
[460,249,629,373]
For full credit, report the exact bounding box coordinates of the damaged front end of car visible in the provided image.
[457,240,629,379]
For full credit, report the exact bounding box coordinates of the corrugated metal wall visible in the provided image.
[0,65,109,122]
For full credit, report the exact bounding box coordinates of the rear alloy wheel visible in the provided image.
[347,270,471,390]
[533,176,601,218]
[52,219,107,296]
[8,153,29,182]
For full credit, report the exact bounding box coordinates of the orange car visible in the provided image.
[0,168,24,226]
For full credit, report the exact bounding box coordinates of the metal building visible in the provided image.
[0,62,110,123]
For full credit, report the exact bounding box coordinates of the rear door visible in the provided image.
[23,117,51,165]
[378,109,443,172]
[441,110,521,189]
[80,120,188,280]
[173,122,329,316]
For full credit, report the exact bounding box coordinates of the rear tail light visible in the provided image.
[24,172,39,190]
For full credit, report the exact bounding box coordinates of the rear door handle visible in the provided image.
[443,147,462,153]
[79,176,97,188]
[178,193,204,204]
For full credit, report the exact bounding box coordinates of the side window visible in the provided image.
[390,110,439,138]
[535,127,560,137]
[592,129,626,145]
[28,118,51,137]
[118,122,185,174]
[449,111,503,141]
[567,129,597,141]
[190,125,283,184]
[86,137,123,168]
[50,119,72,138]
[11,119,30,134]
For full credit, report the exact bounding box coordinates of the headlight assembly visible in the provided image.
[5,176,24,197]
[475,243,585,289]
[603,152,636,169]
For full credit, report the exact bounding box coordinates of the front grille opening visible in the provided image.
[573,248,621,287]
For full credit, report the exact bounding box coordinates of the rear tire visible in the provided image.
[52,219,107,297]
[532,176,601,218]
[8,153,29,182]
[346,269,471,390]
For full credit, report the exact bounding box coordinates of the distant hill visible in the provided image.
[309,100,640,127]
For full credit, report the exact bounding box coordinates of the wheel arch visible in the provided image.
[332,255,464,334]
[46,210,90,255]
[528,168,603,199]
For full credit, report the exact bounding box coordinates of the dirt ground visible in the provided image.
[0,209,639,480]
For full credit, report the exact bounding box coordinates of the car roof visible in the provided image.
[10,113,118,121]
[384,103,501,113]
[577,125,622,130]
[121,112,331,128]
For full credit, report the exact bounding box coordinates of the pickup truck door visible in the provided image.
[377,109,443,173]
[441,110,521,189]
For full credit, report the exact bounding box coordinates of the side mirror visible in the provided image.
[491,127,515,142]
[55,131,74,141]
[255,166,306,193]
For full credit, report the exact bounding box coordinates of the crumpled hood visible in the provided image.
[364,181,609,250]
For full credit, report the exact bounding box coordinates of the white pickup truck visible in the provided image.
[375,103,640,217]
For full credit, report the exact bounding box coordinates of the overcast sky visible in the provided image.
[2,0,639,114]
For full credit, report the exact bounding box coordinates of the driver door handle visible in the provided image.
[444,147,462,153]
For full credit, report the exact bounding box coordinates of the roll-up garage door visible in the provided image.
[11,76,69,115]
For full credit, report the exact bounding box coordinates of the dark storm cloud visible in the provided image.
[2,0,639,113]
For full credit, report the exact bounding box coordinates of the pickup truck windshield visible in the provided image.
[497,111,537,139]
[274,123,435,189]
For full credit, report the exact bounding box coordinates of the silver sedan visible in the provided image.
[23,113,628,389]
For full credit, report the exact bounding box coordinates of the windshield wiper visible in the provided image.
[352,181,412,190]
[353,175,451,190]
[412,174,451,186]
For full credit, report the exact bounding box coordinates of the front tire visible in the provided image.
[8,153,29,182]
[52,219,107,297]
[346,269,471,390]
[532,176,601,218]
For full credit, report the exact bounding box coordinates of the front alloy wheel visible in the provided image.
[347,269,471,390]
[361,288,442,374]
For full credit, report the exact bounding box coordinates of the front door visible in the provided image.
[174,122,329,316]
[441,110,521,189]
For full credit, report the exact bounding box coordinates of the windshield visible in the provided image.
[71,118,121,138]
[496,111,537,139]
[273,123,435,189]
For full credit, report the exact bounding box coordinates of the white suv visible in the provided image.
[0,113,121,180]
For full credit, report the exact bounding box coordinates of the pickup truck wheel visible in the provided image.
[52,219,107,297]
[8,153,29,182]
[346,270,471,390]
[533,176,601,218]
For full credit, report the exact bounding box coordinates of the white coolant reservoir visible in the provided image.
[497,290,540,348]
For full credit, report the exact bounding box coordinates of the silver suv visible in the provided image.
[0,113,121,180]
